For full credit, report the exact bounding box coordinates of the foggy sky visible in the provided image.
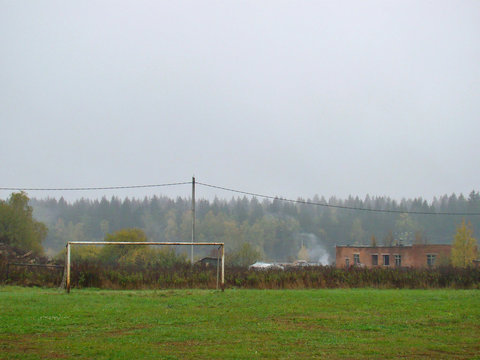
[1,1,479,202]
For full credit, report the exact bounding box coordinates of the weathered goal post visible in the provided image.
[65,241,225,292]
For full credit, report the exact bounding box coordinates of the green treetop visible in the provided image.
[0,192,46,254]
[451,219,478,267]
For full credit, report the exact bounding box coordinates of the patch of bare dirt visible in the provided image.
[0,332,69,359]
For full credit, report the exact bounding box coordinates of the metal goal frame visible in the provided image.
[65,241,225,292]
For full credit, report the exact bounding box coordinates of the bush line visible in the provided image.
[2,261,480,289]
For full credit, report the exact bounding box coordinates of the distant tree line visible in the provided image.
[28,191,480,263]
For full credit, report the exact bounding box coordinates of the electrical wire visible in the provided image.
[1,179,479,216]
[196,182,480,216]
[0,181,191,191]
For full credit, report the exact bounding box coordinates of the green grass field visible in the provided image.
[1,287,479,359]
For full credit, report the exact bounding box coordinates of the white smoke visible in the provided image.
[308,245,330,265]
[297,233,331,265]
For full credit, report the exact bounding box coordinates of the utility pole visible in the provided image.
[191,176,195,265]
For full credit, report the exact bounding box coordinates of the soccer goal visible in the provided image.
[64,241,225,292]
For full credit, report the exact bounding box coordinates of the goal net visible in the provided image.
[64,241,225,292]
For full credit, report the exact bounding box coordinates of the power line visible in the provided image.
[196,182,480,216]
[1,179,479,216]
[0,181,191,191]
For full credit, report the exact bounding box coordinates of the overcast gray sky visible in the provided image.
[1,1,479,202]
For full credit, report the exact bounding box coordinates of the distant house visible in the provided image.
[195,257,221,267]
[335,244,451,269]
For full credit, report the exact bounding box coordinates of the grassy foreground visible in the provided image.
[0,287,479,359]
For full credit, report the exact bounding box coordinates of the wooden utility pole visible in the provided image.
[191,176,195,265]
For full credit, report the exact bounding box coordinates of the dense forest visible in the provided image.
[28,191,480,264]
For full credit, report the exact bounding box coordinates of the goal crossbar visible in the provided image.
[65,241,225,292]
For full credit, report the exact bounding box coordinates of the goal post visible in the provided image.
[65,241,225,292]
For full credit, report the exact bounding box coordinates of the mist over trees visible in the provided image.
[28,191,480,263]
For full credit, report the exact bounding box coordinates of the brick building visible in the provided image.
[335,244,451,268]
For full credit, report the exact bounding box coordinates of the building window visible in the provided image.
[383,254,390,266]
[353,254,360,265]
[394,255,401,267]
[345,258,350,267]
[372,254,378,266]
[427,254,436,267]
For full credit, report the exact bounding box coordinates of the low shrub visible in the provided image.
[3,256,479,289]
